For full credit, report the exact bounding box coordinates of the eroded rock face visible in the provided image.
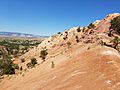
[95,13,120,33]
[0,13,120,90]
[20,13,120,62]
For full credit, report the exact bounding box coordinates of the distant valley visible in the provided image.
[0,31,49,38]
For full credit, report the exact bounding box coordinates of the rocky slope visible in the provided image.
[0,13,120,90]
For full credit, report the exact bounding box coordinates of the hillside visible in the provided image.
[0,13,120,90]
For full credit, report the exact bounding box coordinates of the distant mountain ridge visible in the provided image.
[0,31,49,38]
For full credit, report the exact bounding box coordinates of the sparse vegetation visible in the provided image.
[26,58,37,68]
[110,16,120,34]
[26,63,33,68]
[57,32,61,34]
[63,31,68,40]
[0,38,42,58]
[65,31,68,34]
[63,37,66,40]
[0,59,15,75]
[112,36,120,49]
[83,27,86,32]
[31,58,37,65]
[103,36,120,50]
[40,49,48,61]
[0,53,20,76]
[67,41,71,48]
[88,23,95,29]
[0,37,44,77]
[99,40,104,46]
[76,36,79,43]
[12,64,19,70]
[77,27,81,32]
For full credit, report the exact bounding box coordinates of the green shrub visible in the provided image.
[83,27,86,32]
[0,59,15,75]
[112,36,120,49]
[76,36,79,43]
[63,37,66,40]
[57,32,61,34]
[26,58,37,68]
[12,64,19,70]
[110,16,120,34]
[31,58,37,65]
[88,23,95,29]
[65,31,68,34]
[113,36,120,43]
[40,49,48,61]
[4,65,15,75]
[26,62,33,68]
[77,27,81,32]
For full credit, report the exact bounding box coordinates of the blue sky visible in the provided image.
[0,0,119,36]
